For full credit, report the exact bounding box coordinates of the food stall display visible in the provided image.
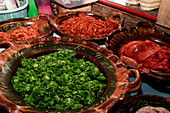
[0,0,169,113]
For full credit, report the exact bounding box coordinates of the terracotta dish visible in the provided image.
[0,14,53,44]
[0,36,140,113]
[48,11,123,44]
[105,21,170,81]
[108,94,170,113]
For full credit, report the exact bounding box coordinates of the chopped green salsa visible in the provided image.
[11,49,106,110]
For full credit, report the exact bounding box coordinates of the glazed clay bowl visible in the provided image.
[105,21,170,81]
[0,36,140,113]
[48,11,123,44]
[0,14,53,44]
[108,94,170,113]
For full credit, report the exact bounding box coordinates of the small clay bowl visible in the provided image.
[0,14,53,44]
[0,36,141,113]
[48,11,123,44]
[108,94,170,113]
[105,21,170,81]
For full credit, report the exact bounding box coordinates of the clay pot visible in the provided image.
[105,21,170,81]
[108,94,170,113]
[0,36,140,113]
[48,11,123,44]
[0,14,53,44]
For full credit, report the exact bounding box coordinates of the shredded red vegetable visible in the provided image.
[0,23,40,41]
[59,13,118,39]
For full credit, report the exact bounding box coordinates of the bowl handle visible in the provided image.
[0,90,20,113]
[31,13,50,21]
[126,66,141,93]
[48,15,61,31]
[135,21,155,31]
[0,40,14,51]
[32,13,60,31]
[0,103,12,113]
[109,12,124,29]
[107,55,141,93]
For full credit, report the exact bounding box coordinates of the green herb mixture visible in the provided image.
[11,49,106,110]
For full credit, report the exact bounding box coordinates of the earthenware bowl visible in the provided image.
[0,14,53,44]
[48,11,123,44]
[105,21,170,81]
[0,36,140,113]
[108,94,170,113]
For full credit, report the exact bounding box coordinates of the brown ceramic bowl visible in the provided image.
[108,94,170,113]
[0,14,53,44]
[0,36,140,113]
[48,11,123,44]
[105,21,170,81]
